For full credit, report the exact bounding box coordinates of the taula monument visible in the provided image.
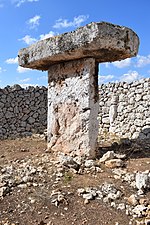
[18,21,139,158]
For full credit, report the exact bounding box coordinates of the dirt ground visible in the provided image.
[0,137,150,225]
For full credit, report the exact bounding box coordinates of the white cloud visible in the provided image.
[53,15,89,29]
[12,0,39,7]
[19,83,38,88]
[99,75,114,84]
[112,58,131,68]
[27,15,41,29]
[103,62,111,68]
[136,54,150,67]
[37,75,47,81]
[17,66,31,73]
[6,57,18,64]
[0,3,4,8]
[19,77,31,82]
[19,31,56,45]
[120,70,142,83]
[40,31,55,40]
[0,67,6,73]
[19,35,37,45]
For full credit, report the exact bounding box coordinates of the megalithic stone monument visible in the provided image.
[18,22,139,158]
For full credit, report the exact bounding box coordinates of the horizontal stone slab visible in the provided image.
[18,21,139,71]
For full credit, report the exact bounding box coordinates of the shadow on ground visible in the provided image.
[97,128,150,160]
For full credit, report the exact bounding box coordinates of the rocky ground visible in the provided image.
[0,136,150,225]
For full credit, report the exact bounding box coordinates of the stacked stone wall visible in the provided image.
[0,78,149,140]
[99,78,150,140]
[0,85,47,139]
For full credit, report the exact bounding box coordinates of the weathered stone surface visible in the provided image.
[1,78,149,141]
[0,85,47,139]
[105,159,124,168]
[99,78,150,140]
[47,58,99,158]
[135,171,150,190]
[18,21,139,71]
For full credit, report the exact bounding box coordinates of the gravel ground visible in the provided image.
[0,137,150,225]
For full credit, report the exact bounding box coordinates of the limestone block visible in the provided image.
[47,58,99,158]
[18,21,139,70]
[109,105,118,124]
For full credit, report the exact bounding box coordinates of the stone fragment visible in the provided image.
[135,171,150,190]
[77,188,85,195]
[107,191,121,200]
[58,154,79,170]
[105,159,124,168]
[82,193,94,200]
[128,194,138,206]
[84,160,96,168]
[139,198,149,206]
[84,198,89,204]
[0,186,9,197]
[132,204,147,217]
[101,183,118,195]
[114,153,126,159]
[117,203,126,210]
[99,151,115,163]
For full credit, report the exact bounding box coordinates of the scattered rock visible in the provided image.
[105,159,124,168]
[99,151,115,163]
[58,154,79,170]
[84,160,96,168]
[127,194,139,206]
[82,193,94,200]
[136,171,150,191]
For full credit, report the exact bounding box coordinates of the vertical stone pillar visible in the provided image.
[47,58,99,158]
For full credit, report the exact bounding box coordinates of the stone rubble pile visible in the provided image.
[0,149,150,225]
[0,85,47,139]
[99,78,150,140]
[56,151,150,224]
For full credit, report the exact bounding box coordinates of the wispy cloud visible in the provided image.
[99,75,114,84]
[6,57,18,64]
[0,67,6,73]
[19,83,38,88]
[17,66,31,73]
[120,70,142,83]
[112,58,131,68]
[27,15,41,29]
[105,54,150,69]
[136,54,150,67]
[12,0,39,7]
[37,75,47,81]
[0,3,4,8]
[6,56,32,73]
[39,31,55,40]
[19,35,37,45]
[53,15,89,29]
[19,77,31,82]
[19,31,56,45]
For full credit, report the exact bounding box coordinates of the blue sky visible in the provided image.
[0,0,150,88]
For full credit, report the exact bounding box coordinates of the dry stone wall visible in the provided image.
[0,85,47,139]
[0,78,149,140]
[99,78,150,140]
